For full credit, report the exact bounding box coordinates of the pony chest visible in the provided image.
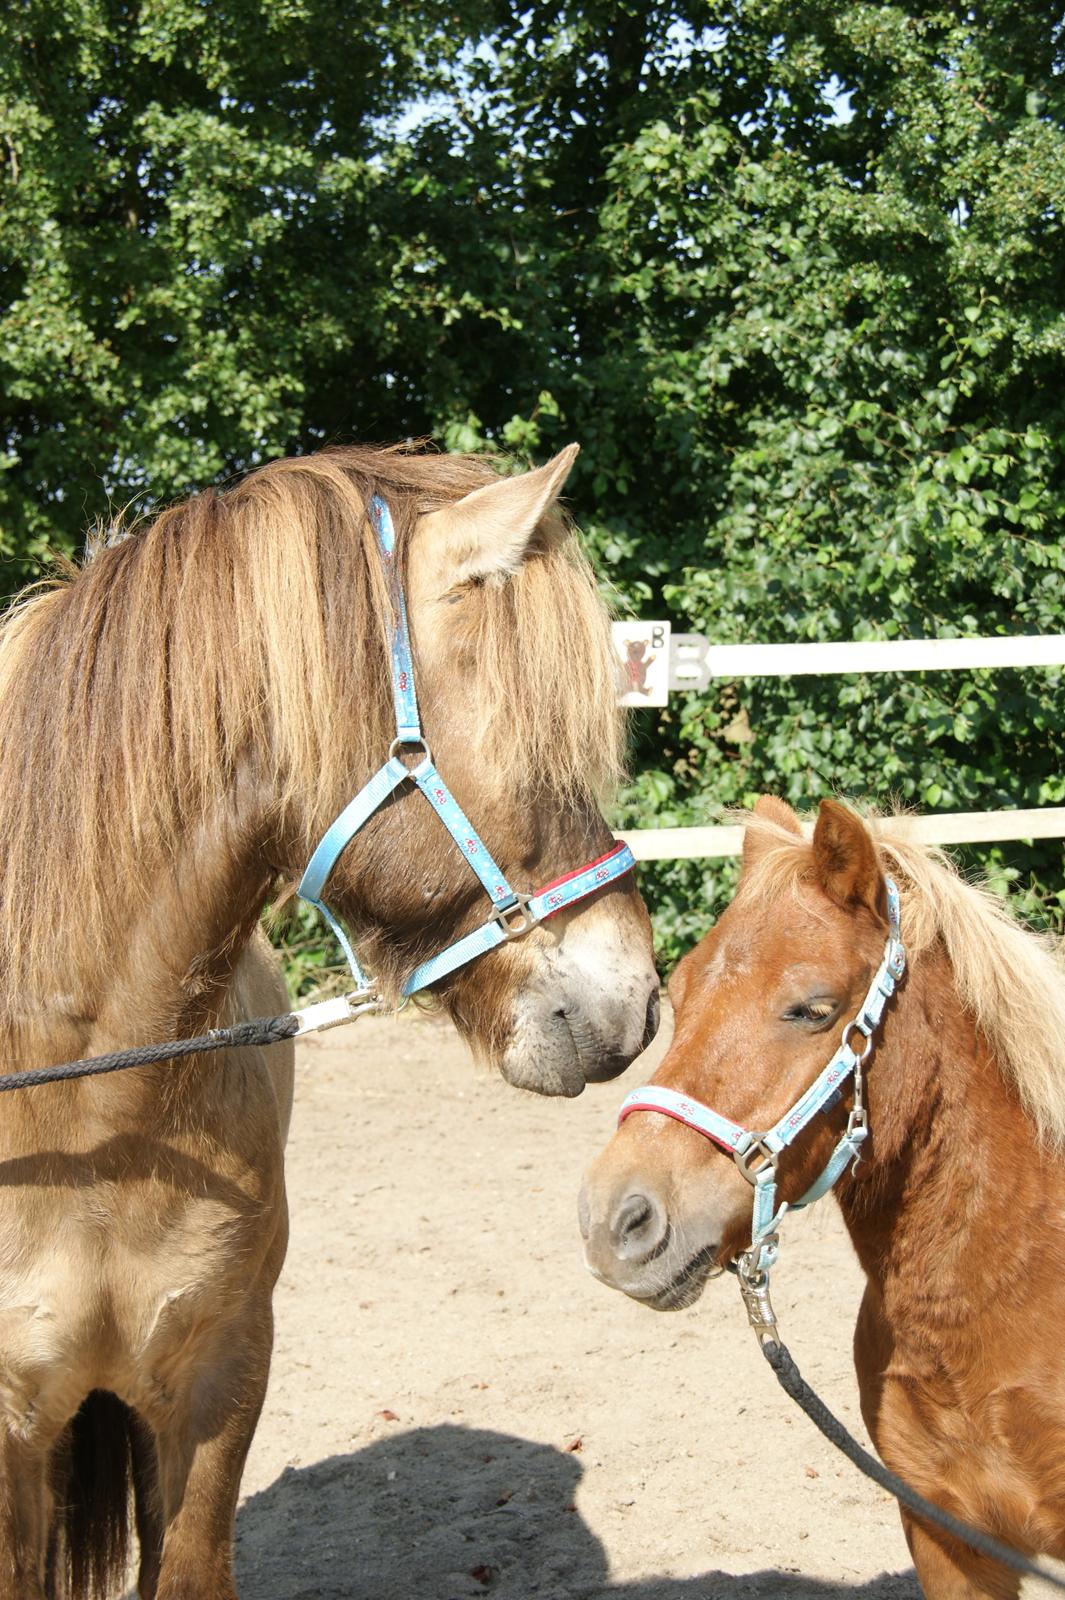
[875,1345,1065,1550]
[0,1167,281,1415]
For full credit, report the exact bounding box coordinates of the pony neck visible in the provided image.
[7,775,276,1075]
[835,944,1057,1312]
[0,491,336,1057]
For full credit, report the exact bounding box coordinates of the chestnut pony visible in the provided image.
[0,443,657,1599]
[582,797,1065,1599]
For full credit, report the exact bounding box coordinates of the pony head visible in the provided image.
[579,798,895,1302]
[257,445,660,1095]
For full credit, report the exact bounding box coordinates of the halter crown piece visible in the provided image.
[297,495,635,1008]
[617,878,905,1341]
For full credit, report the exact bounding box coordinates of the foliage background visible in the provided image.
[2,0,1063,981]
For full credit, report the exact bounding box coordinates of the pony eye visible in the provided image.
[783,998,839,1025]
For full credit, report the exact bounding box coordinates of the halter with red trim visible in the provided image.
[298,494,635,1003]
[617,877,905,1307]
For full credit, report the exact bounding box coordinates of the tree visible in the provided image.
[386,1,1065,952]
[2,0,1062,967]
[0,0,490,566]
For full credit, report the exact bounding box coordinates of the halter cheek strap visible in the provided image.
[618,877,905,1279]
[297,495,635,999]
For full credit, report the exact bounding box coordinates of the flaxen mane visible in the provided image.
[0,446,621,1015]
[739,807,1065,1148]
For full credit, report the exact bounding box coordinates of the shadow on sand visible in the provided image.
[235,1424,919,1600]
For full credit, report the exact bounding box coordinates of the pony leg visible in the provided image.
[903,1513,1021,1600]
[131,1413,163,1600]
[855,1293,1023,1600]
[0,1433,49,1600]
[150,1300,274,1600]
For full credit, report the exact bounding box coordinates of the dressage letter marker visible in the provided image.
[612,621,671,706]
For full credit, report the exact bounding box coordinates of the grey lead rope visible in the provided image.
[0,1013,301,1093]
[761,1338,1065,1592]
[0,990,380,1093]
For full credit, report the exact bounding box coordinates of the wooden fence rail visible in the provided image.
[610,627,1065,861]
[617,808,1065,862]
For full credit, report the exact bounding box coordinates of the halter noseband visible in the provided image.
[617,878,905,1287]
[298,495,635,1001]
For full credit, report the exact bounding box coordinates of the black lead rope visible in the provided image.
[0,1013,301,1093]
[761,1338,1065,1591]
[10,1024,1061,1592]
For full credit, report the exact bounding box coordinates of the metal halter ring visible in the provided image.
[388,735,433,769]
[840,1018,876,1064]
[734,1136,777,1185]
[493,895,538,941]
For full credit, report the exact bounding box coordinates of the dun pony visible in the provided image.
[0,441,657,1600]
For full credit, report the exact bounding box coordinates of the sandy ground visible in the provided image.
[229,1001,933,1600]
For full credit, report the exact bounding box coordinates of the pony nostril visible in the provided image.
[611,1190,666,1260]
[617,1194,651,1237]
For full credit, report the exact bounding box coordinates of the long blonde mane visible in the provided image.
[740,809,1065,1147]
[0,445,622,1015]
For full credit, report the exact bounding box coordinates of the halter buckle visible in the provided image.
[493,895,538,941]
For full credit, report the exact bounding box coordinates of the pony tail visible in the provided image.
[51,1390,138,1599]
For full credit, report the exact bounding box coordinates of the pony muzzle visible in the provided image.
[578,1112,751,1304]
[500,981,659,1099]
[498,921,660,1097]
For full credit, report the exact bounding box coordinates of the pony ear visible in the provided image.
[741,795,802,874]
[423,445,579,586]
[811,800,884,920]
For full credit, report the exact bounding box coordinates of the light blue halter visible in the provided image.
[298,494,636,1001]
[618,877,905,1294]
